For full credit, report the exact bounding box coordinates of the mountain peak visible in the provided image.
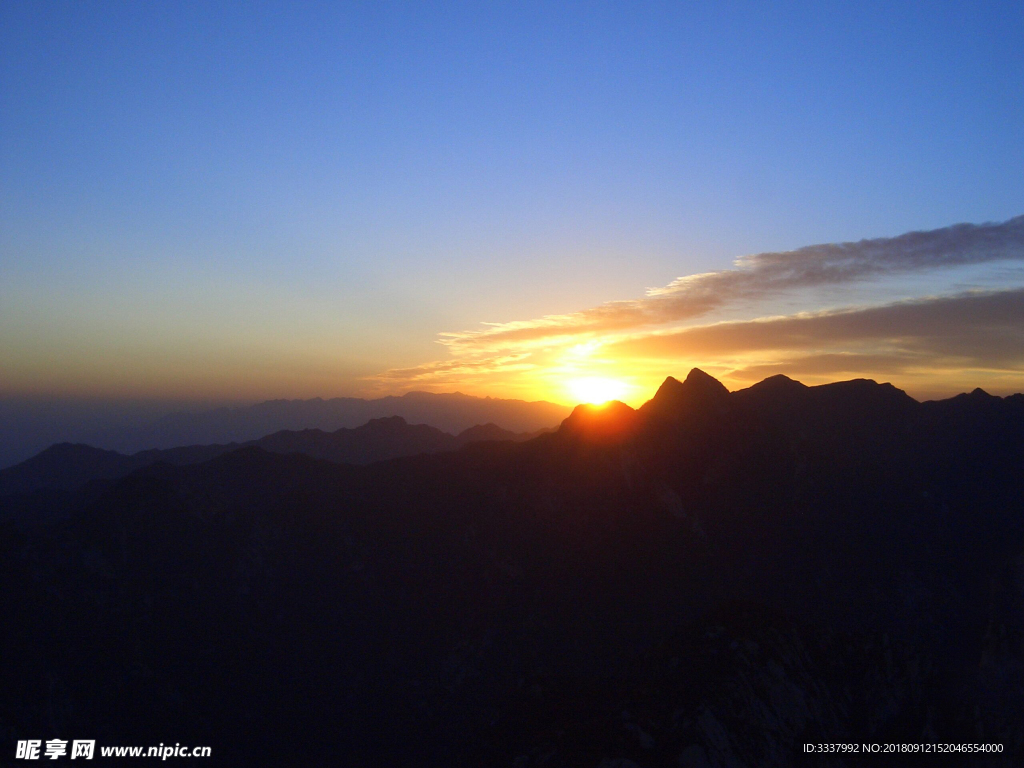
[560,401,638,441]
[757,373,806,389]
[684,367,728,392]
[640,369,730,422]
[731,373,810,410]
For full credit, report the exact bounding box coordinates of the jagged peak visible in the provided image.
[651,375,683,398]
[651,375,682,397]
[651,369,729,398]
[641,369,730,421]
[684,367,729,393]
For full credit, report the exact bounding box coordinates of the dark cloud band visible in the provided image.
[608,288,1024,369]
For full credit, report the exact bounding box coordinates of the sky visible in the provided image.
[3,0,1024,410]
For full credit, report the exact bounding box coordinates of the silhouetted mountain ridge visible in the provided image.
[3,369,1024,765]
[86,390,571,455]
[638,368,732,423]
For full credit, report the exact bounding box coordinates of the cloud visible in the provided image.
[607,288,1024,371]
[440,215,1024,353]
[728,353,923,380]
[375,353,536,386]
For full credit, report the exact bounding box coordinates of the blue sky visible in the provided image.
[2,1,1023,404]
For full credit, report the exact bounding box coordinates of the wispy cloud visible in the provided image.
[375,353,536,386]
[439,215,1024,353]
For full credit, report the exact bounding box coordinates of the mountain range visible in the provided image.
[0,417,547,498]
[0,390,571,469]
[2,370,1023,766]
[90,390,571,454]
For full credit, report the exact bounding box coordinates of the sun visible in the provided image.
[568,377,629,405]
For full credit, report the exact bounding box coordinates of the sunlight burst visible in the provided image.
[568,377,629,405]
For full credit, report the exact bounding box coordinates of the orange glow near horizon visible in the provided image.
[567,377,630,405]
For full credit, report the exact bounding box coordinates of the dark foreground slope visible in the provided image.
[2,371,1023,766]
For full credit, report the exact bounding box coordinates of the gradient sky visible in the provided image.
[3,1,1024,407]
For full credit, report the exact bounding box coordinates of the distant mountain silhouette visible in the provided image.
[0,417,547,496]
[0,391,570,469]
[3,370,1024,765]
[86,391,571,455]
